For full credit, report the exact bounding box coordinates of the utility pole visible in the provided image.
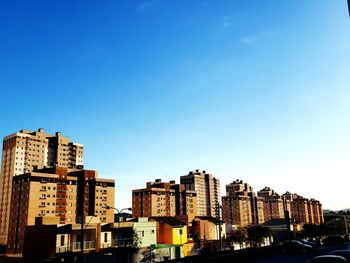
[179,223,183,257]
[216,202,223,251]
[104,206,132,246]
[78,175,85,263]
[284,210,292,240]
[344,215,348,236]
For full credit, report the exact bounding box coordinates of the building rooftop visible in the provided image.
[150,216,187,227]
[195,216,224,224]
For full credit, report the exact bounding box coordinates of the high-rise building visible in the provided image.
[309,199,323,224]
[281,192,324,225]
[0,129,84,245]
[180,169,220,217]
[281,191,295,217]
[7,166,115,254]
[132,179,197,222]
[257,187,285,221]
[290,195,309,224]
[222,180,264,227]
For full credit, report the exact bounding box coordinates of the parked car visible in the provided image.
[282,240,314,254]
[306,255,347,263]
[328,250,350,261]
[297,238,317,248]
[322,235,345,245]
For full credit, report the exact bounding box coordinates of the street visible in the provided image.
[244,243,350,263]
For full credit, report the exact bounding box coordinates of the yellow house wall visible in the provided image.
[171,226,187,245]
[183,242,194,257]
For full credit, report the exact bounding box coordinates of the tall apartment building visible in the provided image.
[281,191,295,217]
[281,192,323,225]
[222,180,264,227]
[7,166,115,254]
[180,169,220,217]
[309,199,323,224]
[0,128,84,245]
[257,187,285,221]
[290,195,310,224]
[132,179,197,222]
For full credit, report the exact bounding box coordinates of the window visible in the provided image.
[104,233,108,243]
[60,235,65,246]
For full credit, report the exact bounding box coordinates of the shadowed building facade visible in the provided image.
[0,129,83,245]
[180,169,221,217]
[257,187,285,221]
[6,166,115,254]
[222,180,264,227]
[132,179,197,222]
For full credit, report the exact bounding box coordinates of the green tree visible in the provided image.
[227,228,247,249]
[246,225,272,248]
[132,229,141,252]
[303,223,320,240]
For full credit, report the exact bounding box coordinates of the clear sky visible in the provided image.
[1,0,349,211]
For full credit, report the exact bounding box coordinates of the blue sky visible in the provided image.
[1,0,350,210]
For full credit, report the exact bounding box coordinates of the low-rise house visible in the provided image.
[23,216,101,259]
[149,216,195,259]
[22,216,143,260]
[192,216,226,241]
[150,217,188,245]
[132,217,157,248]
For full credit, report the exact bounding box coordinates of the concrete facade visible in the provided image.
[6,166,115,254]
[133,217,157,248]
[258,187,285,221]
[192,216,226,241]
[132,179,197,221]
[222,180,264,227]
[180,169,221,217]
[0,129,83,245]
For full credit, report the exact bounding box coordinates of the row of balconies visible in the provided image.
[55,238,134,254]
[56,241,96,254]
[56,238,133,253]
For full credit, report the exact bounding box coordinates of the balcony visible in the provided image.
[112,238,133,248]
[100,242,112,249]
[71,241,96,252]
[56,246,68,253]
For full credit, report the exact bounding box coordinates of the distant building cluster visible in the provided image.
[0,129,324,261]
[222,180,323,229]
[132,169,221,222]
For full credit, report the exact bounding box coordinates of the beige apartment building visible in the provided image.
[180,169,220,217]
[6,166,115,254]
[222,180,264,227]
[257,187,285,221]
[0,128,84,245]
[132,179,197,222]
[221,180,324,228]
[309,199,324,224]
[290,196,310,224]
[281,192,324,225]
